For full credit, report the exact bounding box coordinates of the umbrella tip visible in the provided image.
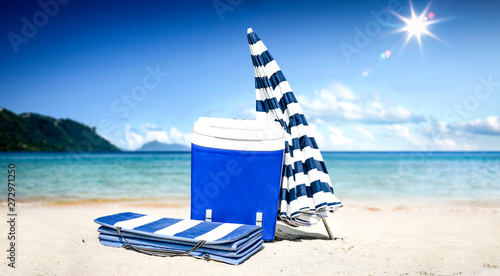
[247,28,253,34]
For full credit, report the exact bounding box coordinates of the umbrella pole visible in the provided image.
[321,217,334,240]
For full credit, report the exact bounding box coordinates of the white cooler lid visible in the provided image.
[192,117,284,151]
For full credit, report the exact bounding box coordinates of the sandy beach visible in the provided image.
[0,200,499,275]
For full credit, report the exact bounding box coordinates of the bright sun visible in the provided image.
[394,1,438,51]
[406,16,429,38]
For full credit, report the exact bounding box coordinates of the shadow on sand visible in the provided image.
[273,222,341,241]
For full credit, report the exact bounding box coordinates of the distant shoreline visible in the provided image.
[1,150,499,153]
[0,150,192,154]
[3,197,500,210]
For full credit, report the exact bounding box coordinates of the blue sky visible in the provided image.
[1,0,499,151]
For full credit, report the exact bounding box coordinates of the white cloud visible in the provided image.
[144,129,170,144]
[299,89,339,114]
[313,118,326,125]
[434,139,477,151]
[434,138,458,150]
[436,121,451,134]
[460,116,500,136]
[122,123,191,150]
[386,124,478,151]
[329,83,357,101]
[463,144,479,151]
[356,126,374,141]
[386,124,427,148]
[412,117,499,151]
[169,126,192,145]
[418,120,465,142]
[307,123,326,146]
[237,108,256,120]
[124,125,145,150]
[142,123,158,130]
[327,126,353,146]
[136,123,171,144]
[298,82,423,124]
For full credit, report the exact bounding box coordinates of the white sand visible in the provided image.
[1,200,499,275]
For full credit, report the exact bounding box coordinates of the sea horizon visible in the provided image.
[2,151,499,204]
[1,150,500,154]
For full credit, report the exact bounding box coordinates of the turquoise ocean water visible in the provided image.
[1,152,499,203]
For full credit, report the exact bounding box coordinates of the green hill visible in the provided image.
[0,107,120,152]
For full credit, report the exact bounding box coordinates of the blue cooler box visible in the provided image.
[191,117,284,241]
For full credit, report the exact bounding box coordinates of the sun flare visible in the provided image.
[394,1,439,51]
[406,16,429,38]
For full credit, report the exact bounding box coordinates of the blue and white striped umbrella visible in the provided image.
[247,28,342,227]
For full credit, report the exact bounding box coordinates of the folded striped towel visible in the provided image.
[94,212,264,265]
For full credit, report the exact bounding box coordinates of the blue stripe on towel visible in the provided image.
[133,217,182,232]
[215,225,258,242]
[99,239,264,265]
[97,212,145,226]
[95,212,263,245]
[173,221,222,239]
[97,226,263,252]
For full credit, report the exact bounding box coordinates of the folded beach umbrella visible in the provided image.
[94,212,263,265]
[247,28,342,227]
